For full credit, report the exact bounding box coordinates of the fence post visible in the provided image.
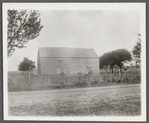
[28,70,30,85]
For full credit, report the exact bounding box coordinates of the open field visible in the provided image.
[8,84,141,116]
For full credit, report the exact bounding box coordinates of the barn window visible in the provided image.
[56,68,61,74]
[56,60,63,67]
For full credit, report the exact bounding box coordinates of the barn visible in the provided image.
[37,47,99,76]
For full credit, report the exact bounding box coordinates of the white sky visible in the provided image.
[8,10,140,71]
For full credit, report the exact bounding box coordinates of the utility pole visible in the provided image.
[47,63,50,83]
[28,67,31,85]
[29,70,30,84]
[48,71,49,83]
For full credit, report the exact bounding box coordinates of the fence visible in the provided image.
[100,66,141,84]
[8,66,141,92]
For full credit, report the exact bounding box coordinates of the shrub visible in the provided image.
[75,72,88,87]
[60,71,65,77]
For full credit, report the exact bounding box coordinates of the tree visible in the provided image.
[132,34,141,66]
[100,52,113,73]
[18,57,35,72]
[100,51,117,73]
[7,10,43,57]
[100,49,132,73]
[110,49,132,73]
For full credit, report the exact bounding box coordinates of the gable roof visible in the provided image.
[38,47,98,58]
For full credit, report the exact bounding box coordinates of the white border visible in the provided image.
[3,3,146,121]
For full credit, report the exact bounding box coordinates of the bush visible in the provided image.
[60,71,65,77]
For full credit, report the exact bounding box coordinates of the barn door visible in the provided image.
[56,68,61,74]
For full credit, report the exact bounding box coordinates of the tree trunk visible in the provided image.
[119,66,122,78]
[111,67,113,73]
[120,66,123,73]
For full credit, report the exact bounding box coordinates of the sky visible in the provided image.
[8,10,140,71]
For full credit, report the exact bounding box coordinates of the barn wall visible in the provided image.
[37,52,41,76]
[40,57,99,75]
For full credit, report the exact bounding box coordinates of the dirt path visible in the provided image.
[8,84,141,116]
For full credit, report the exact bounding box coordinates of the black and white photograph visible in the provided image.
[3,3,146,121]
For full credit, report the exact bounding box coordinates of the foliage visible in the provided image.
[100,53,111,69]
[100,67,141,84]
[77,72,86,87]
[7,10,43,57]
[18,57,35,71]
[85,66,93,77]
[100,49,132,73]
[132,34,141,66]
[75,67,95,87]
[60,71,65,77]
[110,49,132,73]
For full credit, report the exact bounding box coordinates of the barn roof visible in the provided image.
[38,47,98,58]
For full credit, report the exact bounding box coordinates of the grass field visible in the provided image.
[8,84,141,116]
[8,66,141,92]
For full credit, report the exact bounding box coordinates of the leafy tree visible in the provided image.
[100,53,110,73]
[132,34,141,66]
[100,52,115,73]
[100,49,132,73]
[18,57,35,72]
[110,49,132,73]
[7,10,43,57]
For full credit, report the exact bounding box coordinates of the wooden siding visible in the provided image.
[39,58,99,75]
[37,51,41,76]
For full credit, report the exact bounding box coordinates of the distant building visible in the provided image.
[37,47,99,75]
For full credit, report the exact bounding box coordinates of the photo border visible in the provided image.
[2,2,147,122]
